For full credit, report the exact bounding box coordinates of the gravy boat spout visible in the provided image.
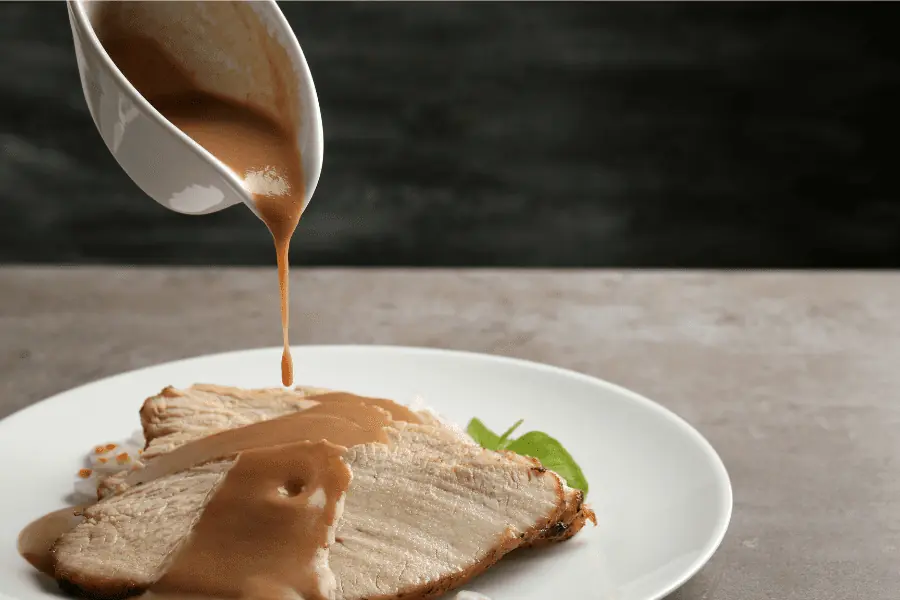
[66,0,323,217]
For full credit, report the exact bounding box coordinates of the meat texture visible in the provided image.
[137,385,593,545]
[54,385,595,600]
[139,384,328,460]
[55,461,231,599]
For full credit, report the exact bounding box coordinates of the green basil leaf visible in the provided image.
[497,419,524,449]
[466,418,502,450]
[505,431,589,494]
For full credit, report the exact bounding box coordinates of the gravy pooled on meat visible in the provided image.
[25,386,596,600]
[153,441,349,600]
[95,4,305,386]
[126,397,401,488]
[23,393,417,599]
[147,394,413,599]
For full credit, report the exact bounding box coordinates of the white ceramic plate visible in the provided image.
[0,345,731,600]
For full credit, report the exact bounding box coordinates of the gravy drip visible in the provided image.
[97,17,304,387]
[146,394,414,598]
[17,507,85,576]
[311,391,424,424]
[125,395,398,488]
[152,441,349,600]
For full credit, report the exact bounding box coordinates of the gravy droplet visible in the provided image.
[281,348,294,388]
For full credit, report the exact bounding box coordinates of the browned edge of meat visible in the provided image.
[55,572,142,600]
[137,385,180,448]
[523,488,597,548]
[498,452,596,549]
[365,465,573,600]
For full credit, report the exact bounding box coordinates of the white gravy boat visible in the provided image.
[66,0,323,218]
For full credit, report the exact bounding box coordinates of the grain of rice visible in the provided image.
[74,431,145,500]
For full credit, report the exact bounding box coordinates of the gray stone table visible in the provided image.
[1,267,898,600]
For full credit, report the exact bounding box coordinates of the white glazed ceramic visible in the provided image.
[66,0,323,217]
[0,346,732,600]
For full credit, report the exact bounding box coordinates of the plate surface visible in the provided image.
[0,345,731,600]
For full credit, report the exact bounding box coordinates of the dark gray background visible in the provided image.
[1,1,898,267]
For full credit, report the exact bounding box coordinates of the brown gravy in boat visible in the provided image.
[97,4,307,387]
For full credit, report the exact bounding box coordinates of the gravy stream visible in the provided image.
[98,20,304,387]
[19,5,406,600]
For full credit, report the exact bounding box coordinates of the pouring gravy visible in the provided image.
[96,8,305,386]
[15,5,395,597]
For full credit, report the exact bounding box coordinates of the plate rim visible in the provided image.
[0,344,733,600]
